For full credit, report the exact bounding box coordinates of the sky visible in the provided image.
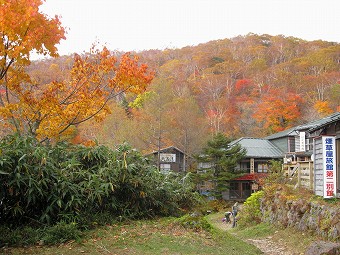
[39,0,340,56]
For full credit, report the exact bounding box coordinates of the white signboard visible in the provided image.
[299,132,306,152]
[322,136,337,198]
[160,153,176,162]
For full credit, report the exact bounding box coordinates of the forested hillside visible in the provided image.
[27,33,340,155]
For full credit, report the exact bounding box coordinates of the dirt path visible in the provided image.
[246,237,297,255]
[209,213,300,255]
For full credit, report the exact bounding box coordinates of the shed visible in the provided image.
[148,146,187,173]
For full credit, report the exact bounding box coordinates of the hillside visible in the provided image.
[28,33,340,154]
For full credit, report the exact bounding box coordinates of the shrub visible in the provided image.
[264,160,286,185]
[0,134,200,228]
[43,221,82,244]
[0,225,43,247]
[175,213,212,232]
[0,222,83,247]
[238,190,264,228]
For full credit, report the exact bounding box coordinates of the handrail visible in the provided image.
[290,163,300,177]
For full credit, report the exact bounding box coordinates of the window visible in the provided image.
[229,182,238,191]
[198,162,213,169]
[239,162,249,172]
[160,164,171,174]
[242,182,251,191]
[197,162,213,174]
[258,163,268,173]
[306,138,313,151]
[288,137,295,152]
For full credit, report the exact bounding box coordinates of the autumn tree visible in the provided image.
[229,79,261,137]
[193,71,235,135]
[131,78,174,153]
[28,56,74,85]
[0,0,154,141]
[137,33,339,138]
[253,88,303,134]
[0,0,66,135]
[75,101,130,146]
[1,47,153,141]
[166,92,209,170]
[267,35,304,65]
[313,100,333,117]
[329,82,340,111]
[0,0,66,77]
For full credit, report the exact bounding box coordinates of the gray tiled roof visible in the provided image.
[264,127,297,140]
[230,137,283,158]
[307,111,340,132]
[149,146,185,155]
[230,112,340,159]
[265,112,340,140]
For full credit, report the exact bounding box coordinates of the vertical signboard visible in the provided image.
[299,132,306,152]
[323,136,337,198]
[250,158,255,173]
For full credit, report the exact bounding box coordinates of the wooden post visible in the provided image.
[309,161,314,190]
[297,163,301,187]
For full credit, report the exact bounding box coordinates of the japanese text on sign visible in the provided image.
[323,137,337,198]
[160,153,176,162]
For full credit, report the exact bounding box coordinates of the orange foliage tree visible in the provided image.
[313,100,333,117]
[0,0,153,141]
[253,88,303,134]
[0,0,65,137]
[2,47,154,141]
[0,0,65,76]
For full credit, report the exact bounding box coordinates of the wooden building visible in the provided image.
[149,113,339,200]
[223,112,340,200]
[148,146,187,174]
[265,123,315,190]
[308,112,340,198]
[265,112,340,198]
[225,138,283,200]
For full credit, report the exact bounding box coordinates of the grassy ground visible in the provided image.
[2,218,262,255]
[3,212,321,255]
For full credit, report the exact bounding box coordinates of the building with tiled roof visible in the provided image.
[224,138,283,200]
[225,112,340,200]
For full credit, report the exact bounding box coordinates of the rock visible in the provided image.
[305,241,340,255]
[262,196,340,240]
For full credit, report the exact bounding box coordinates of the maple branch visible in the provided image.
[59,65,99,105]
[0,58,15,81]
[3,75,21,135]
[71,90,124,126]
[39,112,80,144]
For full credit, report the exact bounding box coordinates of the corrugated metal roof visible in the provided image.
[265,112,340,140]
[231,137,283,158]
[264,127,297,140]
[307,111,340,132]
[147,146,185,156]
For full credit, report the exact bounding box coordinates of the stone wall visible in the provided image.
[261,190,340,241]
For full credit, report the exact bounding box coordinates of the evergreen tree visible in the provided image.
[197,133,246,199]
